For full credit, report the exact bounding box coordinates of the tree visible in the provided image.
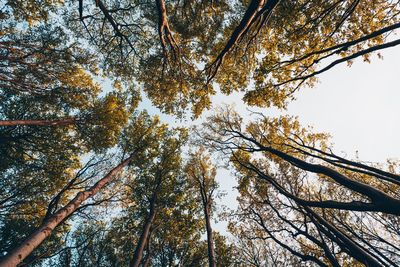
[43,113,209,267]
[123,117,191,266]
[186,148,219,267]
[198,106,400,266]
[0,154,134,267]
[0,112,162,266]
[0,21,136,177]
[0,156,110,266]
[40,116,237,267]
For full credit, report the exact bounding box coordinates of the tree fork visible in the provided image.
[155,0,178,56]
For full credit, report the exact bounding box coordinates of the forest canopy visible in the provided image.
[0,0,399,266]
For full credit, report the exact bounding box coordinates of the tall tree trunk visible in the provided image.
[0,155,133,267]
[129,192,158,267]
[204,202,216,267]
[142,229,153,267]
[0,118,76,126]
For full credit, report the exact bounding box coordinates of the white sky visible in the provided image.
[140,46,400,233]
[285,49,400,162]
[208,48,400,162]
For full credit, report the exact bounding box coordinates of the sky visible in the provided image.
[139,45,400,234]
[207,47,400,162]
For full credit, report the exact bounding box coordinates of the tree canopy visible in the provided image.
[0,0,399,266]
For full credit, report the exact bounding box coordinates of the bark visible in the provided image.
[0,155,133,267]
[0,118,76,127]
[191,156,217,267]
[335,217,397,267]
[142,229,153,267]
[252,208,329,267]
[88,0,135,50]
[129,206,156,267]
[204,203,216,267]
[96,0,122,36]
[285,141,400,185]
[278,22,400,67]
[206,0,280,82]
[276,38,400,88]
[155,0,177,54]
[129,183,159,267]
[233,154,400,215]
[264,199,341,267]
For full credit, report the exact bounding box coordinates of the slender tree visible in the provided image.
[186,148,219,267]
[129,123,189,266]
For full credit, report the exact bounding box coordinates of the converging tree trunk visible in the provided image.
[0,155,133,267]
[303,206,382,267]
[206,0,281,82]
[155,0,178,54]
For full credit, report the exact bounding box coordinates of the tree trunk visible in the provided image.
[0,118,76,126]
[129,193,157,267]
[155,0,177,52]
[0,155,133,267]
[142,230,153,267]
[204,203,216,267]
